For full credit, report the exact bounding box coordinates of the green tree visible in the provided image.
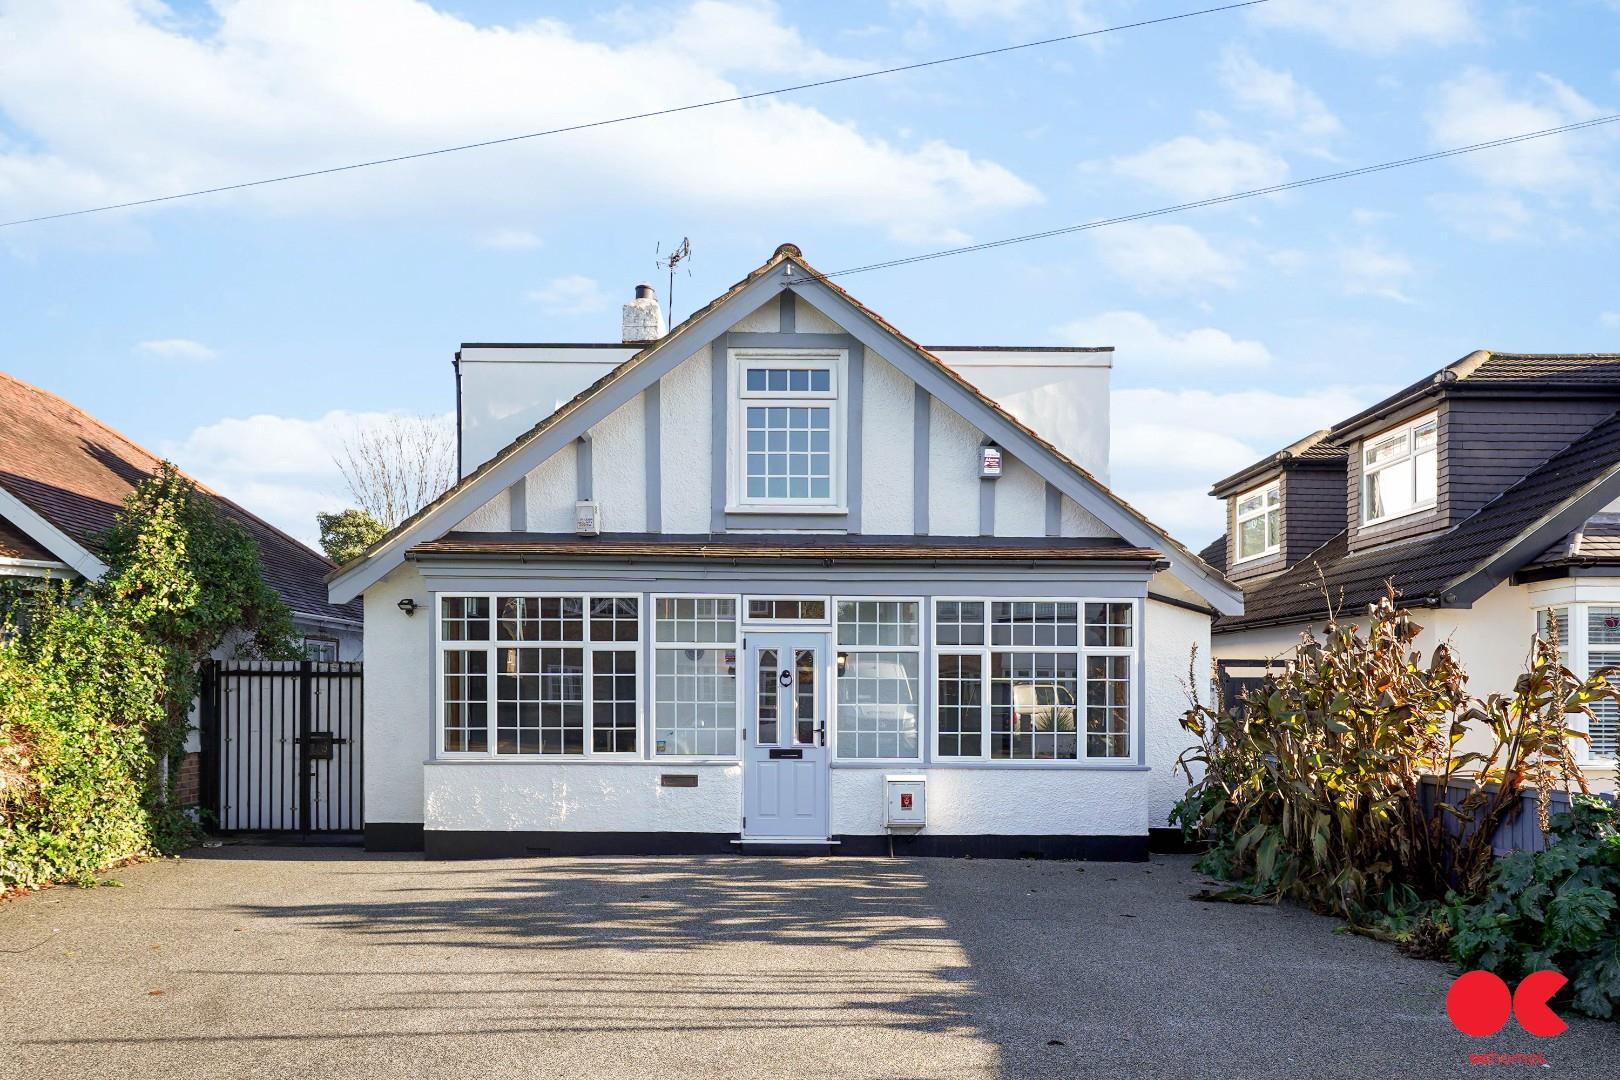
[317,508,387,565]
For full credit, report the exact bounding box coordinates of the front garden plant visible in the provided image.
[1173,593,1620,1019]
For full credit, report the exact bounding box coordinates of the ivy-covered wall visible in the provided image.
[0,464,294,891]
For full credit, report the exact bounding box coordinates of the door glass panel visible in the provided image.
[795,648,816,744]
[757,648,779,744]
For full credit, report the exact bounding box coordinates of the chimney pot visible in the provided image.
[622,283,666,342]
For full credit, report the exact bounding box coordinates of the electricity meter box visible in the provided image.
[884,774,927,830]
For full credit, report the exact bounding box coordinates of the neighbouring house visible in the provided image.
[0,371,364,798]
[328,244,1242,859]
[1200,350,1620,789]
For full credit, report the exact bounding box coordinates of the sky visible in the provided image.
[2,0,1618,550]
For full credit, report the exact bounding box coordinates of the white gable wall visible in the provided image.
[524,441,576,533]
[929,398,984,536]
[860,351,915,534]
[660,343,713,532]
[589,386,646,533]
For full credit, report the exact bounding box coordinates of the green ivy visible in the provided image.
[0,465,297,890]
[1446,797,1620,1020]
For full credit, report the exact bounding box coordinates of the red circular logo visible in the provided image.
[1447,971,1512,1037]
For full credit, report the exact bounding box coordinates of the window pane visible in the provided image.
[442,649,488,752]
[497,595,540,641]
[936,653,983,757]
[837,600,919,646]
[1236,492,1264,517]
[1538,607,1570,649]
[1365,462,1414,520]
[440,596,490,642]
[655,598,737,643]
[1086,655,1131,759]
[1414,420,1438,451]
[1237,515,1268,559]
[589,596,640,642]
[990,651,1079,760]
[757,648,779,745]
[991,601,1076,647]
[591,650,638,753]
[1414,448,1438,507]
[1589,607,1620,646]
[654,647,737,756]
[496,646,584,755]
[742,394,833,502]
[837,652,919,759]
[1265,507,1281,548]
[795,649,817,745]
[1364,429,1408,467]
[1084,603,1133,647]
[1587,648,1620,759]
[935,600,985,646]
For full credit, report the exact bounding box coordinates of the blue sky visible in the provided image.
[2,0,1618,547]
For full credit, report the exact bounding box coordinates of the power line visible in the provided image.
[796,114,1620,280]
[0,1,1269,230]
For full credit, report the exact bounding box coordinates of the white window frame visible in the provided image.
[930,597,1140,765]
[1539,604,1618,763]
[434,592,643,760]
[741,594,833,628]
[831,597,925,763]
[726,349,849,515]
[1361,411,1439,526]
[651,592,743,760]
[1232,480,1282,564]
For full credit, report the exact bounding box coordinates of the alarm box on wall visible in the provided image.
[884,774,926,831]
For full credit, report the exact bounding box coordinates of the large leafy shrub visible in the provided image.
[1447,797,1620,1020]
[1173,595,1609,920]
[0,465,295,889]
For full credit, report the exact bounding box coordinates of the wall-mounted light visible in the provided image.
[397,598,418,617]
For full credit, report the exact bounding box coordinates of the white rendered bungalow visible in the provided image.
[328,245,1241,858]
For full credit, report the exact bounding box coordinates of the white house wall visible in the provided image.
[994,456,1047,538]
[427,763,743,832]
[860,351,915,534]
[1143,598,1209,828]
[929,398,984,536]
[364,561,431,826]
[524,441,576,533]
[659,343,713,532]
[587,386,646,533]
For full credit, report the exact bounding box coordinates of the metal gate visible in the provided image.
[201,659,363,833]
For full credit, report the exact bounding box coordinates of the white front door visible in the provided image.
[743,633,830,840]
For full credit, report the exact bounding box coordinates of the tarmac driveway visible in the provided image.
[1,846,1612,1079]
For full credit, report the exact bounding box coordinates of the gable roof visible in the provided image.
[0,513,58,564]
[1216,410,1620,631]
[328,244,1240,614]
[0,371,360,626]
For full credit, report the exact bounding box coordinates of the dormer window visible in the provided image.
[729,349,846,512]
[1362,412,1437,525]
[1234,480,1281,562]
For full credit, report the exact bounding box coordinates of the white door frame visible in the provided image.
[741,631,832,840]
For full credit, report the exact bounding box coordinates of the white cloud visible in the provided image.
[1110,385,1384,540]
[664,1,864,76]
[1427,70,1615,200]
[1090,223,1241,293]
[1217,47,1341,138]
[1057,310,1271,369]
[0,1,1040,242]
[477,228,542,250]
[1338,241,1416,302]
[160,408,453,546]
[1250,0,1476,52]
[136,338,216,361]
[1108,136,1289,200]
[526,274,609,314]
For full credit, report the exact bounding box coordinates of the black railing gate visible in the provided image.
[201,659,364,834]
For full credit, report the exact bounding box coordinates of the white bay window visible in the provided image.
[1540,606,1620,761]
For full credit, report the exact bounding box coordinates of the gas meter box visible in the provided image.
[884,774,927,830]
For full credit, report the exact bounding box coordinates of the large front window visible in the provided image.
[1362,413,1438,525]
[437,595,639,757]
[834,600,921,760]
[934,599,1136,761]
[1541,606,1620,760]
[1234,480,1281,562]
[653,597,739,757]
[732,351,843,509]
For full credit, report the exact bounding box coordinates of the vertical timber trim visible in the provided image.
[506,479,526,532]
[575,436,593,503]
[778,290,796,334]
[847,344,864,534]
[914,385,931,535]
[1045,482,1062,538]
[979,477,995,537]
[644,383,662,533]
[710,333,729,533]
[297,659,313,834]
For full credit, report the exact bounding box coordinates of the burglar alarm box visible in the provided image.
[884,774,927,830]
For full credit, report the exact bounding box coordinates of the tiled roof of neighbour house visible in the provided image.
[1522,515,1620,571]
[1329,351,1620,438]
[331,243,1239,611]
[1216,410,1620,631]
[1209,429,1347,497]
[1198,534,1226,569]
[0,371,361,626]
[0,514,57,562]
[409,533,1167,564]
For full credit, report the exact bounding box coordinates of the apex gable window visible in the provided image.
[729,350,847,511]
[1362,413,1438,525]
[1233,480,1281,562]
